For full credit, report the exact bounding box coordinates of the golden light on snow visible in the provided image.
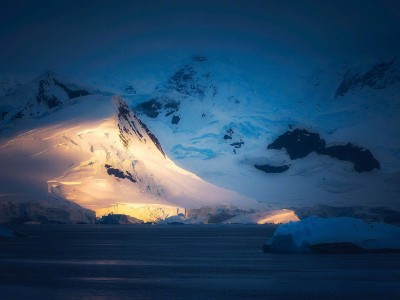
[223,209,299,224]
[257,209,299,224]
[96,203,186,223]
[0,95,295,224]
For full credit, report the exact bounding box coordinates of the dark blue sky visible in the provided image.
[1,0,399,79]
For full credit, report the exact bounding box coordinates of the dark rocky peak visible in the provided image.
[35,71,90,109]
[335,57,400,98]
[114,97,166,157]
[160,55,217,100]
[1,72,92,123]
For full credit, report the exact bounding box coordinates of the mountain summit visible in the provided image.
[0,86,258,223]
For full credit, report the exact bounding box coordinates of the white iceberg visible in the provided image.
[264,217,400,253]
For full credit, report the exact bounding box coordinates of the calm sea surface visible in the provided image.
[0,224,399,300]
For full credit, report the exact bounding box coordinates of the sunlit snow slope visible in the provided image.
[0,76,259,222]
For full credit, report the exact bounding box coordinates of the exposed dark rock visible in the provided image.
[268,129,325,159]
[117,124,130,148]
[116,100,166,157]
[171,115,180,125]
[224,128,234,140]
[36,80,62,108]
[163,62,214,99]
[117,102,144,142]
[136,98,180,119]
[167,65,204,97]
[268,128,379,172]
[335,58,399,98]
[135,99,163,118]
[135,116,166,157]
[255,164,289,174]
[223,128,244,152]
[319,143,380,172]
[230,141,244,148]
[96,213,143,224]
[104,164,137,183]
[164,100,180,116]
[35,76,90,109]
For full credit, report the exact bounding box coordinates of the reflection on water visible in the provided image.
[0,225,399,300]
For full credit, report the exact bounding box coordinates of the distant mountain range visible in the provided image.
[1,56,399,224]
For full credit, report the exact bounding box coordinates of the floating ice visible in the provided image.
[264,217,400,253]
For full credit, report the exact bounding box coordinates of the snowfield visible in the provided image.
[0,54,399,224]
[131,55,400,214]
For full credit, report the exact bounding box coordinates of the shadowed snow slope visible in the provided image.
[0,94,259,222]
[132,56,400,212]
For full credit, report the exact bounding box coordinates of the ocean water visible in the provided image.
[0,225,399,299]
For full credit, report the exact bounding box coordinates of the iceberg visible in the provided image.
[263,217,400,253]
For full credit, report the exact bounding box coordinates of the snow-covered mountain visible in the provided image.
[0,74,262,224]
[131,55,400,219]
[0,76,20,98]
[1,56,399,224]
[0,71,93,123]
